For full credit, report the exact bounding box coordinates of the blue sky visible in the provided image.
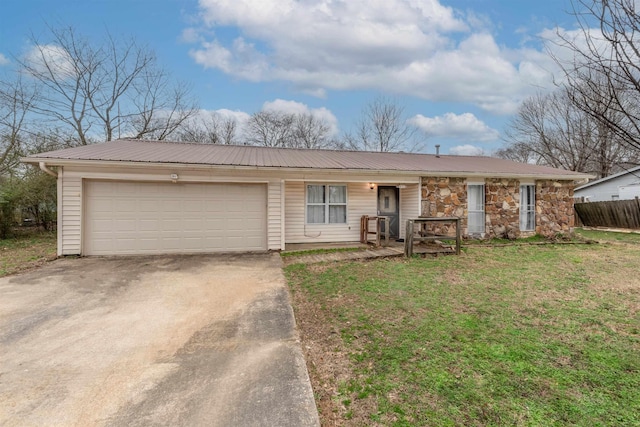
[0,0,582,154]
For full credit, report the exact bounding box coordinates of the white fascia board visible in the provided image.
[22,157,593,182]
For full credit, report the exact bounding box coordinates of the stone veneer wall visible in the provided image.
[485,178,521,239]
[420,177,467,236]
[535,180,575,236]
[420,177,576,239]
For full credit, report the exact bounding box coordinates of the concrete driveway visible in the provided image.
[0,253,319,427]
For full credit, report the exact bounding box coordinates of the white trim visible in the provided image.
[280,179,286,250]
[466,178,485,185]
[305,183,348,225]
[22,157,591,181]
[417,180,422,217]
[520,184,536,231]
[56,168,63,256]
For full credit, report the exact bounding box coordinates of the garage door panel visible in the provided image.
[85,181,267,255]
[139,219,159,231]
[162,200,183,213]
[138,200,157,212]
[204,218,224,230]
[183,219,204,231]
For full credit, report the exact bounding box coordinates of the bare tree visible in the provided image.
[128,74,198,140]
[551,0,640,153]
[0,77,37,176]
[219,117,237,145]
[246,111,296,147]
[344,96,418,152]
[174,112,238,144]
[17,25,197,144]
[292,114,332,149]
[245,110,335,148]
[494,142,540,165]
[497,87,637,177]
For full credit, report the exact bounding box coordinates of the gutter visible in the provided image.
[22,157,594,182]
[39,162,58,178]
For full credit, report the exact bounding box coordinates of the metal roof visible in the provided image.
[23,139,591,179]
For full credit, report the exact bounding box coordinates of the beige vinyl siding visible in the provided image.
[284,181,377,244]
[61,175,82,255]
[267,179,282,250]
[399,184,420,239]
[59,166,286,255]
[57,163,420,255]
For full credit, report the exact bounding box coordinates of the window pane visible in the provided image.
[468,185,484,211]
[328,185,346,203]
[468,212,484,233]
[329,205,346,223]
[307,185,325,203]
[520,185,535,230]
[468,185,485,233]
[529,186,535,207]
[527,212,535,230]
[307,205,325,223]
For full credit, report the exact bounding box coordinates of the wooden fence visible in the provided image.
[574,198,640,229]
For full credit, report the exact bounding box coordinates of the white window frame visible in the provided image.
[520,184,536,231]
[306,184,348,224]
[467,183,485,234]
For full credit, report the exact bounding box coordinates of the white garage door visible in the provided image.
[84,181,267,255]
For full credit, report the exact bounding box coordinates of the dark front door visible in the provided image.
[377,186,400,239]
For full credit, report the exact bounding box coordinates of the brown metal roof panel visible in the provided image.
[25,139,589,178]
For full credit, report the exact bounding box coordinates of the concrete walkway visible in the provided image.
[0,253,319,427]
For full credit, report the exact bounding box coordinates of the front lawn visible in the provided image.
[286,239,640,426]
[575,227,640,244]
[0,230,57,277]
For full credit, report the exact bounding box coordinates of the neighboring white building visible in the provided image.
[574,166,640,202]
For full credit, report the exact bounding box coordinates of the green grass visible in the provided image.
[280,246,364,257]
[0,229,57,277]
[286,239,640,426]
[575,227,640,244]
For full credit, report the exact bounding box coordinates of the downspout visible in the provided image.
[39,162,58,177]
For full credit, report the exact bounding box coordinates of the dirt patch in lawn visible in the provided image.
[289,277,358,425]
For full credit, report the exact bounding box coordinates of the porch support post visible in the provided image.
[404,220,414,257]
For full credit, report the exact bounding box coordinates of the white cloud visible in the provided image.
[262,99,339,136]
[409,112,499,141]
[214,108,252,123]
[187,108,252,140]
[536,26,613,79]
[189,100,339,139]
[188,0,561,114]
[449,144,484,156]
[180,27,204,44]
[0,53,9,66]
[23,44,76,79]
